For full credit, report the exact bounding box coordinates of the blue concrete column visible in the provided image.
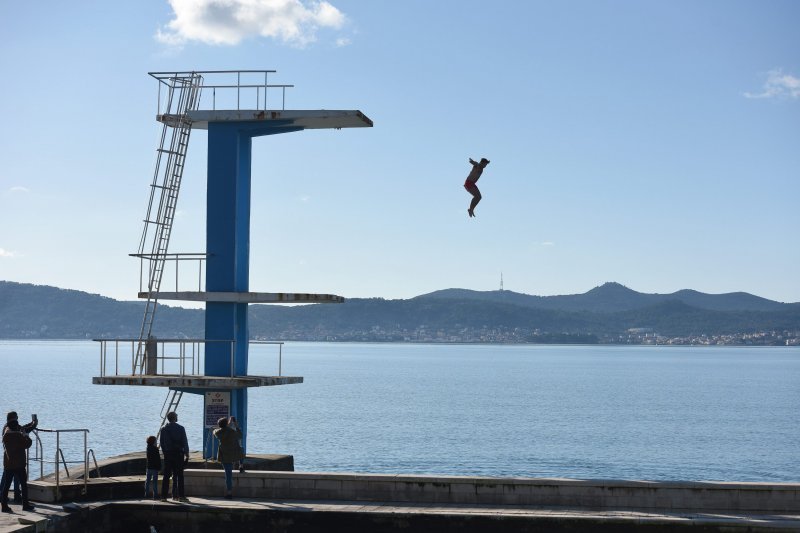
[202,121,300,459]
[205,123,251,377]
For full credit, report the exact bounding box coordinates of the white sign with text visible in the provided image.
[204,391,230,428]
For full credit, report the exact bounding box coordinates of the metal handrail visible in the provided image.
[28,428,91,501]
[95,338,231,377]
[95,339,287,378]
[131,252,208,293]
[56,448,70,478]
[149,70,293,113]
[86,449,100,482]
[32,431,44,479]
[251,341,285,376]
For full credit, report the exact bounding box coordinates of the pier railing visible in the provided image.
[95,339,286,378]
[29,428,97,500]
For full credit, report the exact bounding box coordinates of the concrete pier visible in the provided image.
[3,470,798,532]
[183,470,800,514]
[7,497,800,533]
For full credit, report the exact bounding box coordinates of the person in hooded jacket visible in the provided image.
[1,413,34,513]
[213,416,242,499]
[1,411,36,504]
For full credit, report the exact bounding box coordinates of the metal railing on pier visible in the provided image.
[29,428,97,500]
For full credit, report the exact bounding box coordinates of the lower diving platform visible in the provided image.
[92,374,302,389]
[92,338,301,390]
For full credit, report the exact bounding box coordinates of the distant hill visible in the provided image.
[1,280,798,341]
[416,282,791,313]
[0,281,202,339]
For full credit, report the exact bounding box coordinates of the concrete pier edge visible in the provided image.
[183,470,800,514]
[4,470,798,532]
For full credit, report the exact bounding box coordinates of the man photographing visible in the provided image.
[1,412,36,512]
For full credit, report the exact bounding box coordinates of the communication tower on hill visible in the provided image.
[93,70,372,459]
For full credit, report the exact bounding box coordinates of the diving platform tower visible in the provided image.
[93,71,372,459]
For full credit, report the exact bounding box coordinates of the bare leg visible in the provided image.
[468,189,481,217]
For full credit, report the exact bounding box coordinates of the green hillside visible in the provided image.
[1,281,798,343]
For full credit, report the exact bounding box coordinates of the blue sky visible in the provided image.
[1,1,798,304]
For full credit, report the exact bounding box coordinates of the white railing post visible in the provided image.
[54,432,60,501]
[83,431,88,495]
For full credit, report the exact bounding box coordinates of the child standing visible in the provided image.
[144,435,161,500]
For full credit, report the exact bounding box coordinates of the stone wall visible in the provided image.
[184,470,800,513]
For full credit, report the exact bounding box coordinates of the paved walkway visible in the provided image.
[3,497,800,532]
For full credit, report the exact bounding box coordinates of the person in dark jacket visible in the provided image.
[144,435,161,499]
[159,412,189,502]
[1,411,36,504]
[213,416,243,499]
[1,415,34,512]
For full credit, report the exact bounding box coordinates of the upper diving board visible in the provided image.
[139,291,344,304]
[157,109,373,130]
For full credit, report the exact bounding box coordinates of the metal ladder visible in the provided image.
[158,389,184,435]
[133,72,203,375]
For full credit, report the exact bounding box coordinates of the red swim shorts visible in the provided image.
[464,180,479,192]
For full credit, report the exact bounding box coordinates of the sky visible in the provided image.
[1,1,798,305]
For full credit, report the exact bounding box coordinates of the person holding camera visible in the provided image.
[213,416,242,499]
[1,412,36,507]
[1,412,35,513]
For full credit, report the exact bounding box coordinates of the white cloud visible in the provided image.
[157,0,347,47]
[9,186,30,193]
[744,69,800,100]
[0,248,18,258]
[335,37,351,47]
[539,241,555,246]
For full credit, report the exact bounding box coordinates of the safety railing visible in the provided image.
[29,428,92,499]
[130,252,207,294]
[251,341,285,376]
[95,339,287,377]
[96,338,224,377]
[87,449,100,479]
[149,70,294,114]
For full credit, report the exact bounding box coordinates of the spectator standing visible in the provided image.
[159,412,189,502]
[144,435,161,499]
[1,412,36,504]
[212,416,242,499]
[1,414,34,513]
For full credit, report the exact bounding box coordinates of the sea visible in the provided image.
[1,341,798,483]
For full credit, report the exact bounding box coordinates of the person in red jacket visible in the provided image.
[1,413,34,513]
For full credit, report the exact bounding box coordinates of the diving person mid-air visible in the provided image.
[463,157,490,217]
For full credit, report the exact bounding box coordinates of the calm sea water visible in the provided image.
[1,341,797,482]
